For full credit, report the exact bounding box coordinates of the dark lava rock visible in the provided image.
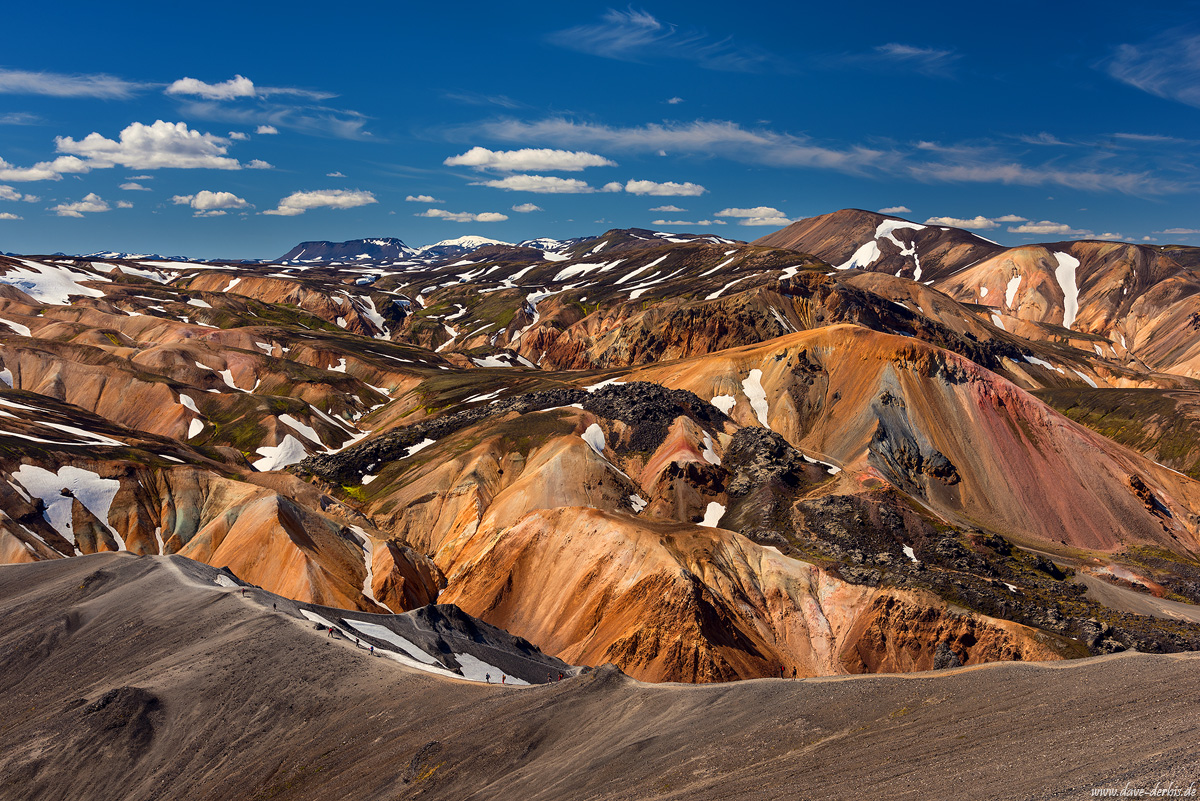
[933,642,963,670]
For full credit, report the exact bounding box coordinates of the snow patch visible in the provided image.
[11,465,121,550]
[252,435,308,471]
[582,423,606,454]
[699,501,725,528]
[1053,251,1080,329]
[1005,274,1022,309]
[0,317,32,337]
[710,394,736,415]
[742,369,770,428]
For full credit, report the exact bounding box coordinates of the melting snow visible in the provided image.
[345,619,440,664]
[742,369,771,428]
[699,501,725,528]
[0,317,32,337]
[187,298,212,308]
[280,414,323,446]
[710,394,736,415]
[11,465,121,550]
[252,435,308,471]
[0,259,108,304]
[178,394,200,414]
[990,313,1006,331]
[1053,252,1080,329]
[630,494,648,512]
[403,438,435,457]
[979,286,988,298]
[836,241,882,270]
[222,277,242,292]
[582,423,606,454]
[187,419,204,438]
[1073,369,1098,388]
[700,432,720,465]
[903,545,919,564]
[705,275,751,300]
[1005,274,1022,308]
[584,377,625,393]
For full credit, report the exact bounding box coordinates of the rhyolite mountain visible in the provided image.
[4,209,1200,683]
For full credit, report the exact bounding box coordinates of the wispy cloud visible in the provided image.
[119,182,151,191]
[0,68,149,99]
[444,91,525,109]
[1155,227,1200,235]
[445,146,616,172]
[177,100,371,140]
[165,74,333,101]
[416,208,508,222]
[853,43,960,77]
[878,206,911,214]
[547,8,782,72]
[625,179,705,196]
[1007,220,1090,236]
[263,189,376,216]
[478,117,885,173]
[511,203,542,212]
[652,218,724,226]
[1104,29,1200,109]
[650,204,686,212]
[473,174,598,193]
[0,112,43,126]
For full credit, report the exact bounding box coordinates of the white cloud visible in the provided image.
[171,190,251,212]
[1105,31,1200,109]
[55,120,244,171]
[666,97,684,104]
[0,155,90,182]
[650,204,686,212]
[228,131,249,141]
[115,200,133,209]
[166,75,256,100]
[405,194,441,203]
[0,212,21,220]
[547,9,780,72]
[864,43,960,76]
[51,192,112,217]
[624,179,706,196]
[652,218,725,226]
[511,203,542,212]
[416,208,508,222]
[1007,220,1090,236]
[924,215,999,230]
[0,68,148,99]
[127,174,153,180]
[327,171,346,178]
[995,214,1027,222]
[474,174,596,193]
[1155,228,1200,235]
[256,125,279,135]
[119,182,151,191]
[263,189,376,216]
[1094,232,1126,241]
[878,205,911,214]
[246,159,273,169]
[480,117,884,173]
[445,146,616,172]
[0,185,38,202]
[716,206,792,226]
[194,210,228,217]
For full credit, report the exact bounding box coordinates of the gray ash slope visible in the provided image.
[3,553,1198,801]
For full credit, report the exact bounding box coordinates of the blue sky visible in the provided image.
[1,0,1199,258]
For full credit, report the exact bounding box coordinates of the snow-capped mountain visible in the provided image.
[277,237,418,264]
[416,235,514,260]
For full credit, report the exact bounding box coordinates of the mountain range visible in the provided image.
[3,208,1200,685]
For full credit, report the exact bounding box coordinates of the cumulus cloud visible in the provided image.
[0,185,39,202]
[666,96,684,104]
[651,218,725,226]
[445,146,616,172]
[256,125,279,135]
[924,215,999,230]
[511,203,542,212]
[416,208,509,222]
[228,131,249,141]
[473,174,596,193]
[246,159,272,169]
[878,205,911,214]
[119,182,151,191]
[54,120,244,171]
[166,75,256,100]
[171,190,251,212]
[0,155,90,182]
[51,192,113,217]
[716,206,793,225]
[263,189,377,216]
[1007,220,1090,236]
[0,212,21,220]
[0,68,148,99]
[547,9,781,72]
[650,204,686,212]
[624,179,706,196]
[405,194,441,202]
[115,200,133,209]
[995,214,1028,222]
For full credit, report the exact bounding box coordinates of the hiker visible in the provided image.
[547,672,552,684]
[327,626,334,637]
[273,603,276,611]
[486,673,491,684]
[779,665,785,679]
[558,672,564,682]
[370,645,374,656]
[791,666,797,681]
[501,674,506,685]
[241,588,245,597]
